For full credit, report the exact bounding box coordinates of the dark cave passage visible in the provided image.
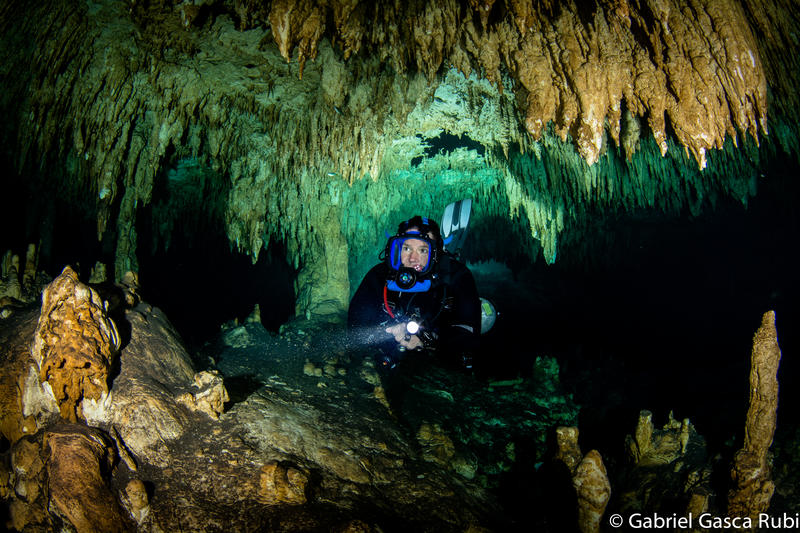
[134,227,297,348]
[4,155,796,452]
[3,141,797,502]
[472,158,799,461]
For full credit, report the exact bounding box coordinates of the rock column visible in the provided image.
[727,310,782,526]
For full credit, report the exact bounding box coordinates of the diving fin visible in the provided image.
[441,198,472,255]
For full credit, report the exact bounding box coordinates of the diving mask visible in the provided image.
[384,231,438,292]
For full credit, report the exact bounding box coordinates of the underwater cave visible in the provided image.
[1,0,799,531]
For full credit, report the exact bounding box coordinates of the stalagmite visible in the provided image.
[573,450,611,533]
[628,410,654,463]
[1,254,22,301]
[554,428,611,533]
[727,310,782,526]
[22,244,37,288]
[555,426,583,475]
[32,267,121,422]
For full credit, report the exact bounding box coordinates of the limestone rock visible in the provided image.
[617,410,712,521]
[44,423,129,533]
[0,456,8,500]
[222,324,256,348]
[246,303,262,323]
[88,261,108,284]
[268,0,326,78]
[372,385,390,411]
[3,0,789,298]
[626,410,696,466]
[573,450,611,533]
[7,434,48,531]
[417,422,456,465]
[627,410,654,463]
[22,244,37,288]
[257,461,308,505]
[0,307,56,443]
[82,303,197,467]
[121,479,150,525]
[1,289,526,530]
[555,426,583,475]
[359,359,381,386]
[117,270,141,307]
[0,251,22,301]
[242,0,768,168]
[293,205,350,323]
[11,436,46,506]
[177,370,229,419]
[727,310,782,526]
[32,266,121,422]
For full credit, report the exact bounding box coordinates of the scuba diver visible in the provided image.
[348,215,481,371]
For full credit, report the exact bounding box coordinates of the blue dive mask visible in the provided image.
[384,231,437,292]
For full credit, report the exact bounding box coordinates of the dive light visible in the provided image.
[398,317,423,351]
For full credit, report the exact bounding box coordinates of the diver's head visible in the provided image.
[385,216,442,277]
[397,216,443,253]
[383,216,442,291]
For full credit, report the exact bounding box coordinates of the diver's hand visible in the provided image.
[385,324,424,350]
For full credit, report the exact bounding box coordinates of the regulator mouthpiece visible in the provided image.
[395,267,417,291]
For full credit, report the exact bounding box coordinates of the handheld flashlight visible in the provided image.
[398,319,422,351]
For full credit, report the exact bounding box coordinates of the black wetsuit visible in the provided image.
[348,254,481,367]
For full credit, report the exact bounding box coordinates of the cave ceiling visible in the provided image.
[1,0,799,319]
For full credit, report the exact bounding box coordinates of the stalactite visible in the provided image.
[2,0,797,311]
[227,0,771,169]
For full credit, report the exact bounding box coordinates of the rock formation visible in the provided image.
[5,267,587,530]
[32,266,121,423]
[257,461,309,506]
[573,450,611,533]
[727,310,782,525]
[2,0,798,312]
[626,410,697,466]
[627,410,654,463]
[176,369,229,420]
[44,424,129,533]
[618,409,714,527]
[1,246,49,319]
[554,427,611,533]
[244,0,769,168]
[554,425,583,475]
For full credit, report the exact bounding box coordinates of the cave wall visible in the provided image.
[1,0,798,321]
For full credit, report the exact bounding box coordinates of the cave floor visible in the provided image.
[193,313,800,529]
[189,318,580,530]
